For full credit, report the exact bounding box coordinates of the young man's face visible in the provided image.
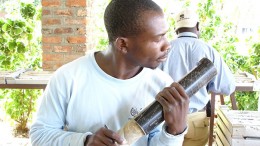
[125,11,170,69]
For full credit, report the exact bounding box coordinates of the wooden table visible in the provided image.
[215,82,258,110]
[0,70,53,90]
[216,106,260,146]
[208,73,260,146]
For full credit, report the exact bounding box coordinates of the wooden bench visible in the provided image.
[216,106,260,146]
[208,73,260,146]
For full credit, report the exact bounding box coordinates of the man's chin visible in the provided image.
[146,64,159,70]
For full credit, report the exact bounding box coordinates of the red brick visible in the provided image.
[77,9,87,16]
[42,0,94,71]
[66,0,86,7]
[74,44,87,52]
[43,53,64,62]
[65,18,86,25]
[42,36,62,44]
[53,45,73,53]
[55,9,73,16]
[53,62,65,70]
[64,53,84,61]
[76,27,86,35]
[42,45,53,53]
[42,61,53,71]
[42,61,64,71]
[42,0,61,7]
[42,18,61,25]
[42,28,53,35]
[54,28,73,34]
[42,9,51,15]
[67,36,86,44]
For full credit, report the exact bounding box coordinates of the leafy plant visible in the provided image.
[196,0,259,111]
[4,89,41,136]
[0,1,42,136]
[235,92,259,110]
[248,43,260,79]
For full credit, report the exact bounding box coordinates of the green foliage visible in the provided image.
[20,3,36,19]
[0,2,41,70]
[0,19,33,68]
[0,1,42,136]
[92,0,109,51]
[196,0,259,111]
[235,92,259,110]
[96,37,109,51]
[4,89,41,136]
[248,43,260,79]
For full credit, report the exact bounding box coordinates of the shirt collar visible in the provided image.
[177,32,198,38]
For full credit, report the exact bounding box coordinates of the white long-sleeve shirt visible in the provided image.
[160,32,236,113]
[30,51,187,146]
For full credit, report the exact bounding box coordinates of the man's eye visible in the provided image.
[155,36,162,42]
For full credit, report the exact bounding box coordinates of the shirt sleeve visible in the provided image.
[133,123,188,146]
[191,43,236,96]
[30,71,91,146]
[207,48,236,95]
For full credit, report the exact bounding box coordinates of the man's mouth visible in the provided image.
[157,54,168,62]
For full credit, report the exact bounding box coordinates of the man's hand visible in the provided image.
[85,127,127,146]
[156,82,189,135]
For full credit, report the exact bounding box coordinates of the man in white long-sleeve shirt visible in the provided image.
[30,0,190,146]
[159,9,235,146]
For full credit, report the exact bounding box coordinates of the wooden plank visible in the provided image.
[217,118,260,146]
[21,71,53,77]
[231,138,260,145]
[0,84,47,89]
[0,70,53,89]
[254,80,260,91]
[7,79,50,85]
[217,112,234,143]
[217,106,235,134]
[215,133,224,146]
[217,106,260,137]
[0,76,6,84]
[0,71,13,84]
[234,72,256,85]
[5,69,26,80]
[5,71,53,85]
[216,125,231,146]
[222,110,260,137]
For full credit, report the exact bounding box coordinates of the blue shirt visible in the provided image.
[160,32,236,113]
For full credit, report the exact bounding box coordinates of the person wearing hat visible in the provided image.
[159,9,235,146]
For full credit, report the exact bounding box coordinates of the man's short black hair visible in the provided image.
[104,0,162,42]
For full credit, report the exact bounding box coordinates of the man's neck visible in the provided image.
[95,49,143,79]
[177,27,198,36]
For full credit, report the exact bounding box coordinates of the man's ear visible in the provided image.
[115,37,128,54]
[175,29,179,35]
[196,22,200,31]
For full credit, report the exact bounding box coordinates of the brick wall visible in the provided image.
[41,0,94,71]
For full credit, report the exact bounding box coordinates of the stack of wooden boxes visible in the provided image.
[216,106,260,146]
